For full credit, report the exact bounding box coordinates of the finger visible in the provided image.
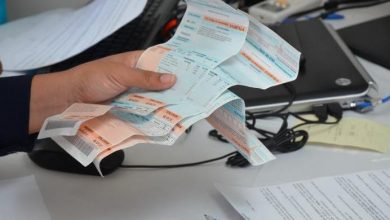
[104,51,144,68]
[111,67,176,91]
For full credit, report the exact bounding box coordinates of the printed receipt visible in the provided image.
[216,169,390,220]
[37,0,301,174]
[298,116,390,153]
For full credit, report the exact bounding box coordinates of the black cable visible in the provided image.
[208,129,229,143]
[209,94,345,169]
[262,129,308,153]
[120,151,236,169]
[251,83,296,119]
[121,103,343,170]
[121,84,344,170]
[209,84,309,158]
[290,113,340,130]
[209,103,342,156]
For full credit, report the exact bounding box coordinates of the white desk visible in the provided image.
[1,4,390,220]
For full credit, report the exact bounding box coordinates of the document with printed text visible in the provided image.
[216,169,390,220]
[0,0,147,71]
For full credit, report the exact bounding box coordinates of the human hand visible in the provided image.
[29,51,176,133]
[67,50,176,103]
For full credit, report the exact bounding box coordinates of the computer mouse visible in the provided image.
[28,139,124,176]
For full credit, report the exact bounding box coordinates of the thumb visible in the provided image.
[112,67,176,91]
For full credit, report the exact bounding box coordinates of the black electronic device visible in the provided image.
[29,139,124,176]
[230,19,377,112]
[338,15,390,70]
[29,0,180,175]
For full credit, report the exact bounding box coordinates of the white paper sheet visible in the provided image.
[0,175,51,220]
[216,169,390,220]
[0,0,146,71]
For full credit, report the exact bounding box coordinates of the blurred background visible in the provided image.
[4,0,89,21]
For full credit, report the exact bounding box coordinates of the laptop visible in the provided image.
[338,15,390,70]
[230,19,378,112]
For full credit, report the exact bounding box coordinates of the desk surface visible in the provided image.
[1,3,390,220]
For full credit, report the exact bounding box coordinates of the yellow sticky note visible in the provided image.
[298,117,390,153]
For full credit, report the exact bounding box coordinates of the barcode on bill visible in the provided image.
[45,120,78,130]
[63,135,94,156]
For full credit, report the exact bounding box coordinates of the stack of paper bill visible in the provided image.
[38,0,301,175]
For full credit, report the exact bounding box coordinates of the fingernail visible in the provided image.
[160,74,175,84]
